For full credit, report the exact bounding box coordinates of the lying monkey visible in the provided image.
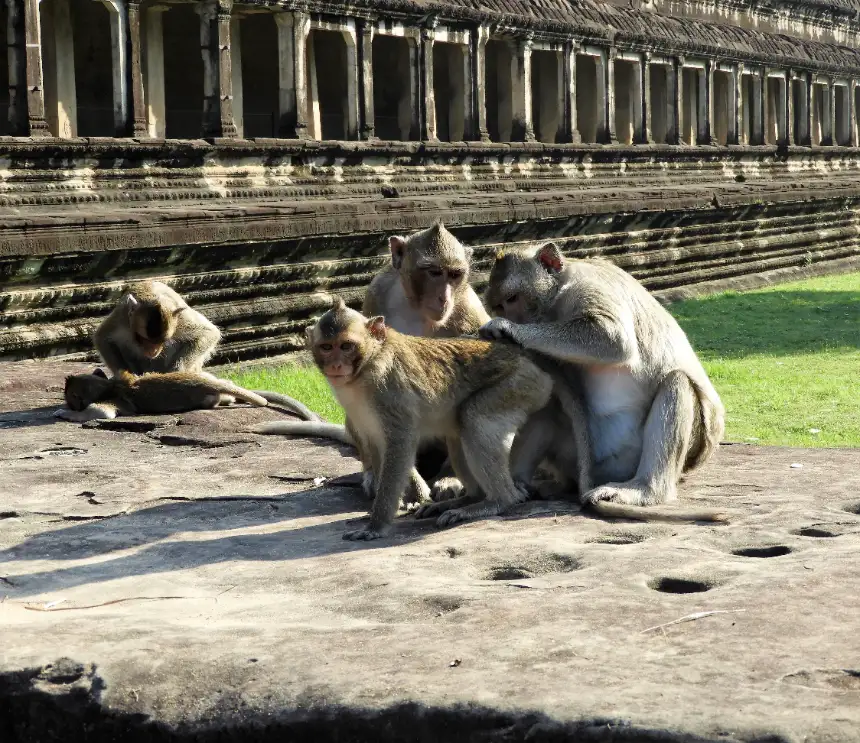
[56,369,319,423]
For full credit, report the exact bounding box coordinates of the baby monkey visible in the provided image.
[306,299,553,541]
[57,369,271,422]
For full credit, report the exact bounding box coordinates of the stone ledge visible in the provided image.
[0,359,858,742]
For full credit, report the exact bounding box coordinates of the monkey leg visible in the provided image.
[343,433,418,541]
[583,370,697,507]
[215,394,236,407]
[54,403,119,422]
[414,437,484,519]
[509,407,557,497]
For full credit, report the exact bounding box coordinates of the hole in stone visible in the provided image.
[843,503,860,515]
[0,512,18,519]
[488,566,532,581]
[424,595,464,614]
[732,545,792,558]
[588,532,647,545]
[793,527,837,538]
[648,577,712,594]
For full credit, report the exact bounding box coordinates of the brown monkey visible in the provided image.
[363,222,489,337]
[93,280,221,375]
[256,223,490,490]
[303,299,553,540]
[56,370,270,422]
[481,244,726,523]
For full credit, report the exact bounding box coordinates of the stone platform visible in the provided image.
[1,359,859,743]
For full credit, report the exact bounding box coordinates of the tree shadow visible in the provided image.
[670,290,859,358]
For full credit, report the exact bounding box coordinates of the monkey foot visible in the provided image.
[430,477,465,502]
[435,502,502,528]
[342,527,390,541]
[583,481,663,508]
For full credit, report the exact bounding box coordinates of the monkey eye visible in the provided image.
[505,294,519,305]
[448,270,464,281]
[340,341,355,352]
[320,343,333,352]
[427,268,443,278]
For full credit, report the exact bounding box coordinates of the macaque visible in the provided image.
[57,370,270,422]
[480,244,727,523]
[93,280,220,375]
[301,299,553,540]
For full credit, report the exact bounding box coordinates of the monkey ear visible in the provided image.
[537,243,564,273]
[304,326,314,349]
[331,296,347,312]
[389,236,407,270]
[92,368,108,379]
[366,316,387,342]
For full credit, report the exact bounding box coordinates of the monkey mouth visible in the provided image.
[324,372,352,385]
[136,336,164,358]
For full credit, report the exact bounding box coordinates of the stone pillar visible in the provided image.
[306,31,320,139]
[107,0,129,135]
[230,16,243,137]
[671,56,683,144]
[605,48,618,143]
[562,41,580,143]
[850,81,858,147]
[702,59,716,144]
[735,63,745,144]
[727,65,738,145]
[643,52,653,144]
[145,6,166,138]
[343,27,359,140]
[51,0,76,137]
[6,0,26,134]
[787,72,796,146]
[126,0,147,137]
[420,23,436,140]
[358,20,375,140]
[826,78,835,146]
[22,0,48,135]
[511,36,534,142]
[473,23,490,142]
[753,70,764,145]
[197,0,237,139]
[275,11,309,139]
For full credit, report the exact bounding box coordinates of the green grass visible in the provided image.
[225,271,859,447]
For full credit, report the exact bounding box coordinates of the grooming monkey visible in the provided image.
[253,223,490,489]
[480,243,727,523]
[93,280,221,375]
[304,299,553,540]
[57,369,272,422]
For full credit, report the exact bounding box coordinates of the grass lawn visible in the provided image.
[225,272,859,447]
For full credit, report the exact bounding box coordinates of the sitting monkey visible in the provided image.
[57,370,291,422]
[480,243,726,521]
[93,280,221,375]
[303,299,553,540]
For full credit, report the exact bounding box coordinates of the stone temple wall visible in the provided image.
[1,0,860,361]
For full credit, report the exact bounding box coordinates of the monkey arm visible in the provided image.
[172,321,221,372]
[481,314,637,366]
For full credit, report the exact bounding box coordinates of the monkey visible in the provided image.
[93,280,221,376]
[56,370,272,422]
[363,221,490,337]
[302,298,553,541]
[254,223,491,492]
[479,243,727,524]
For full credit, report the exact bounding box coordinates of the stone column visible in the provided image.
[107,0,129,135]
[727,65,738,145]
[643,52,653,144]
[850,81,857,147]
[358,20,375,140]
[735,63,745,144]
[562,40,580,143]
[511,35,534,142]
[145,6,167,138]
[753,70,764,144]
[6,0,26,134]
[420,23,436,140]
[197,0,237,139]
[22,0,48,135]
[605,48,618,143]
[473,24,490,142]
[275,11,309,139]
[826,78,835,146]
[787,72,796,146]
[230,16,243,137]
[671,56,683,144]
[126,0,147,137]
[702,59,716,144]
[50,0,76,138]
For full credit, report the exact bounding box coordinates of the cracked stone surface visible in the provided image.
[1,359,859,742]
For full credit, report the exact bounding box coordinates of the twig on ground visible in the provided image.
[23,596,194,612]
[640,609,745,634]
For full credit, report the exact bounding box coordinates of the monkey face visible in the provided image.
[411,263,467,323]
[130,303,176,358]
[486,246,561,323]
[312,334,365,387]
[309,303,385,387]
[64,374,109,411]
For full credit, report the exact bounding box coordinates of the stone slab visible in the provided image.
[1,360,859,742]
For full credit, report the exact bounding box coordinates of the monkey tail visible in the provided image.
[252,391,321,422]
[250,421,355,446]
[587,500,729,524]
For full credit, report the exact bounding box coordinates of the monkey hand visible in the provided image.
[478,318,519,344]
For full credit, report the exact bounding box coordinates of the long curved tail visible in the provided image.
[686,377,726,474]
[251,420,354,445]
[221,384,269,407]
[252,391,320,422]
[588,501,728,524]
